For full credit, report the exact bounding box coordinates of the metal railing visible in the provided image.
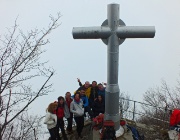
[62,97,169,129]
[119,97,169,124]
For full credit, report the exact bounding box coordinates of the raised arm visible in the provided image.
[77,78,83,87]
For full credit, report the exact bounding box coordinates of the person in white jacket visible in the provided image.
[70,92,84,139]
[44,102,61,140]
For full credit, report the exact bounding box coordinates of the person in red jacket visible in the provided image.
[169,107,180,132]
[55,96,69,140]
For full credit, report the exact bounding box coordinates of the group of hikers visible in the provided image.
[44,79,106,140]
[43,78,180,140]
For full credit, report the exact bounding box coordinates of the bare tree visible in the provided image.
[119,92,131,119]
[0,13,61,140]
[137,79,180,129]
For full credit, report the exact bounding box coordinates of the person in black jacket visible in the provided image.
[92,95,105,117]
[89,81,98,108]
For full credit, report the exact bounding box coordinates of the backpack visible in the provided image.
[126,125,144,140]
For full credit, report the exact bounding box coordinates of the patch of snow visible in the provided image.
[116,126,125,137]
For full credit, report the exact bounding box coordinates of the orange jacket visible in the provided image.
[170,109,180,126]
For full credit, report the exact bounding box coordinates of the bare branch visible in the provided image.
[0,13,61,140]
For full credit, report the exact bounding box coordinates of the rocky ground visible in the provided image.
[126,119,169,140]
[58,119,169,140]
[59,120,92,140]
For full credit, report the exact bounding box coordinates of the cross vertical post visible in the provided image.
[72,3,155,130]
[105,4,120,130]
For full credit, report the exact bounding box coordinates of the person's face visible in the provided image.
[66,92,71,99]
[98,95,102,101]
[80,90,85,96]
[75,94,80,100]
[84,82,90,88]
[59,99,64,104]
[92,81,97,87]
[98,85,103,90]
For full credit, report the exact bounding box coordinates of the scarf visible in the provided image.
[74,98,80,104]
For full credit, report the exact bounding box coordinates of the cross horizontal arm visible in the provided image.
[72,26,155,40]
[72,27,111,39]
[116,26,155,38]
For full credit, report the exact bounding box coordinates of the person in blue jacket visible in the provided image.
[97,83,106,102]
[79,89,94,119]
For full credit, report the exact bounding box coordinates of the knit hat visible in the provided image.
[98,83,103,86]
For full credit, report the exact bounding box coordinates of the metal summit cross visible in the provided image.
[72,3,155,130]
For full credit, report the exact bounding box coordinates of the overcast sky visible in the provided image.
[1,0,180,116]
